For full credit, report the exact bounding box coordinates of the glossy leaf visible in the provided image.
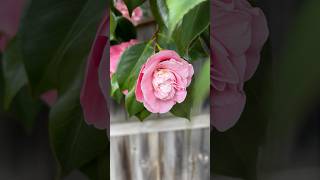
[20,0,107,95]
[150,0,168,28]
[173,1,209,56]
[110,74,124,104]
[165,0,207,34]
[125,87,145,117]
[116,42,153,90]
[192,58,210,108]
[49,76,107,176]
[110,12,117,41]
[170,83,194,120]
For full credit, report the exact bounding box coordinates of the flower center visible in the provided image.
[152,69,175,100]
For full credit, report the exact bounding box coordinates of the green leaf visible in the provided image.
[1,37,28,109]
[123,0,145,16]
[170,83,194,120]
[110,12,117,41]
[188,37,210,61]
[49,78,107,177]
[20,0,107,95]
[116,42,154,90]
[165,0,207,34]
[136,109,151,121]
[150,0,168,28]
[110,74,124,104]
[156,30,178,52]
[10,87,42,134]
[173,1,209,55]
[115,17,137,42]
[125,87,145,117]
[80,151,109,180]
[192,58,210,108]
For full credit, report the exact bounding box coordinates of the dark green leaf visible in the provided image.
[115,17,137,42]
[1,37,28,109]
[20,0,107,95]
[156,30,178,52]
[150,0,168,28]
[110,74,124,104]
[170,83,194,120]
[173,1,209,56]
[10,87,42,134]
[188,37,209,61]
[125,88,145,117]
[164,0,207,34]
[116,42,154,90]
[136,109,151,121]
[192,58,210,108]
[80,151,108,180]
[49,78,107,176]
[110,12,117,41]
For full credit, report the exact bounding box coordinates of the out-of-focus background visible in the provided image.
[211,0,320,179]
[0,109,90,179]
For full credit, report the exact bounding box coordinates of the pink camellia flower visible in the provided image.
[80,12,108,130]
[0,0,25,52]
[115,0,143,25]
[211,0,269,131]
[135,50,194,113]
[110,39,138,76]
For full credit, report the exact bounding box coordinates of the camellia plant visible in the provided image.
[110,0,210,121]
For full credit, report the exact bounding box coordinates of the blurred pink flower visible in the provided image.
[110,39,138,76]
[136,50,194,113]
[81,12,108,130]
[211,0,269,131]
[115,0,143,25]
[0,0,25,52]
[41,90,58,107]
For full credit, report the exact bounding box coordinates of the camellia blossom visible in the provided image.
[110,39,138,76]
[81,12,108,130]
[211,0,269,131]
[0,0,25,52]
[135,50,194,113]
[115,0,143,25]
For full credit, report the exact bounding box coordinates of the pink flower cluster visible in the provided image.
[211,0,269,131]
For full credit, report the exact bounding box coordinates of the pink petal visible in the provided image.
[0,0,25,52]
[80,12,109,130]
[211,89,246,131]
[41,90,58,107]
